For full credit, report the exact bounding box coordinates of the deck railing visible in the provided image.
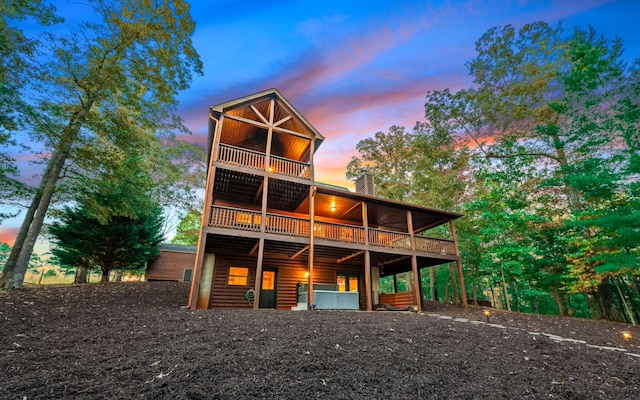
[217,143,311,180]
[368,228,412,250]
[209,206,261,232]
[209,206,456,255]
[266,214,310,237]
[414,236,456,255]
[217,144,265,171]
[270,155,311,180]
[314,221,365,244]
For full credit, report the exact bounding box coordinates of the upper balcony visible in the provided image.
[217,143,311,180]
[208,205,457,257]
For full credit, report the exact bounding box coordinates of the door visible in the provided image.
[259,270,277,308]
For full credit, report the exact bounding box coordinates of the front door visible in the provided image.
[259,270,276,308]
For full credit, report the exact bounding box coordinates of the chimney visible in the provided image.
[355,169,375,196]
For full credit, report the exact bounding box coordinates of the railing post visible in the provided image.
[449,219,468,310]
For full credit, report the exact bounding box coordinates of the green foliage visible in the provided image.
[49,202,164,282]
[0,242,10,273]
[172,208,201,246]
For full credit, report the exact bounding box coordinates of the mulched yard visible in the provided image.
[1,282,639,399]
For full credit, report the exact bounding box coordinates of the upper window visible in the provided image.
[228,267,249,285]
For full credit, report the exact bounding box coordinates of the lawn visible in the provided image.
[1,282,638,399]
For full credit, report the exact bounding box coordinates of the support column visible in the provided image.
[189,114,224,309]
[196,253,215,309]
[449,220,468,310]
[362,201,372,311]
[253,237,265,309]
[308,186,315,309]
[407,210,422,311]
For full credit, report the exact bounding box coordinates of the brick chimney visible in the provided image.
[355,169,375,196]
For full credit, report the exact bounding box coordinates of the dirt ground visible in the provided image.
[1,282,639,399]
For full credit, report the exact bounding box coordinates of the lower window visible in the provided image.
[228,267,249,285]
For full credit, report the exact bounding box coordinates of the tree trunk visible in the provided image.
[499,263,511,311]
[75,265,88,284]
[489,284,499,309]
[0,190,41,283]
[429,267,436,301]
[100,268,110,283]
[472,281,478,306]
[0,100,95,289]
[551,285,568,316]
[114,270,123,282]
[615,277,636,325]
[595,278,624,322]
[532,295,539,314]
[448,263,460,304]
[37,269,45,285]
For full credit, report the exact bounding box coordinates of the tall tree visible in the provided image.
[1,0,202,289]
[172,208,201,246]
[0,1,60,222]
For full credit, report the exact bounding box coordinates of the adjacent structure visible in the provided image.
[188,89,466,311]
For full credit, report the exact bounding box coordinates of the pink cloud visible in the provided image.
[0,227,19,246]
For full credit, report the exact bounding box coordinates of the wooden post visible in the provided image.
[189,114,223,309]
[407,210,422,311]
[308,186,315,309]
[253,237,265,310]
[362,202,372,311]
[449,220,468,310]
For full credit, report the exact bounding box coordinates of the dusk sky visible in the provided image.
[1,0,640,246]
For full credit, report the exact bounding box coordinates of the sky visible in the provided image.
[1,0,640,246]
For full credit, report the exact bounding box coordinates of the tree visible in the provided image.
[424,21,640,321]
[49,201,164,283]
[172,208,201,246]
[0,1,60,223]
[1,0,202,289]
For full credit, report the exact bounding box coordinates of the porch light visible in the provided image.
[622,331,632,340]
[304,271,309,278]
[483,310,491,323]
[330,203,336,212]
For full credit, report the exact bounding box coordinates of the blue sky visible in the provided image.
[1,0,639,245]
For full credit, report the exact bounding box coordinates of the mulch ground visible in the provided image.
[1,282,639,399]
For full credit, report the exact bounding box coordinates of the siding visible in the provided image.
[146,251,196,281]
[208,254,368,310]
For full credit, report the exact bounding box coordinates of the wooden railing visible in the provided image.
[368,228,412,250]
[270,155,311,180]
[217,144,311,180]
[314,222,365,244]
[414,236,456,255]
[266,214,310,237]
[209,206,261,232]
[209,206,456,256]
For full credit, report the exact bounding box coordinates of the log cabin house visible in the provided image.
[188,89,467,311]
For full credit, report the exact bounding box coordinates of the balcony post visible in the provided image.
[449,219,468,310]
[407,210,422,311]
[308,186,315,309]
[253,237,265,310]
[189,114,224,309]
[362,202,372,311]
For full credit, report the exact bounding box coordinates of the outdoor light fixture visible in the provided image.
[622,331,633,340]
[330,204,336,212]
[304,271,310,278]
[483,310,491,323]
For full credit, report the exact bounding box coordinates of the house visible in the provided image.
[188,89,467,311]
[145,244,196,282]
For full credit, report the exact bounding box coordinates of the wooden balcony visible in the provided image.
[217,143,311,180]
[208,206,457,257]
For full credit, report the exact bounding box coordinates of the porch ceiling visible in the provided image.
[212,168,309,212]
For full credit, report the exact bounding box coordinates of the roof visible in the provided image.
[159,244,197,254]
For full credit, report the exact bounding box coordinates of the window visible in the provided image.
[337,274,359,292]
[228,267,248,285]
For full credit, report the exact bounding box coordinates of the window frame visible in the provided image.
[227,266,249,286]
